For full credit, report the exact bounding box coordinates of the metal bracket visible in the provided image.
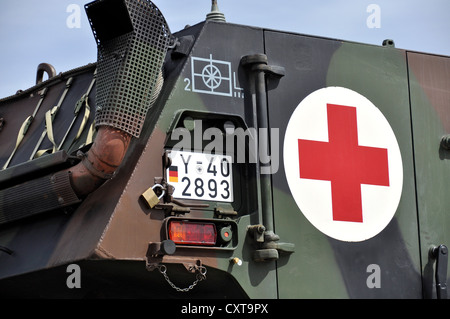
[145,244,207,293]
[152,176,209,214]
[241,53,294,262]
[247,224,295,262]
[440,135,450,150]
[147,239,176,257]
[248,224,266,243]
[214,206,238,218]
[36,63,56,85]
[430,244,448,299]
[146,252,203,275]
[149,260,206,293]
[241,53,285,78]
[170,35,195,58]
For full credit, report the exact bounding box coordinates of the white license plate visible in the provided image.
[166,151,233,202]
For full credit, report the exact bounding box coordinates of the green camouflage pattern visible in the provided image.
[0,1,448,299]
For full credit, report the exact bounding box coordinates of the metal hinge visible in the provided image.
[429,244,448,299]
[247,224,295,262]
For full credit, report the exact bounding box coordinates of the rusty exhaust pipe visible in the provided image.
[66,0,172,198]
[66,126,131,197]
[0,0,172,225]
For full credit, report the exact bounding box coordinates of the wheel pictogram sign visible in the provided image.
[201,63,222,90]
[190,54,232,96]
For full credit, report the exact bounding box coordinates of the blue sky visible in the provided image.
[0,0,449,98]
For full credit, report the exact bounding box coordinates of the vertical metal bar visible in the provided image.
[254,67,275,235]
[241,54,294,263]
[241,54,284,238]
[431,245,448,299]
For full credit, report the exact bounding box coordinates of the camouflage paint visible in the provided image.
[0,9,448,299]
[407,52,450,298]
[265,31,422,297]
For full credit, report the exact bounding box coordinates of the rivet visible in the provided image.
[230,257,242,266]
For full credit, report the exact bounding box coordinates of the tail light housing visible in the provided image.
[163,217,237,249]
[168,221,217,246]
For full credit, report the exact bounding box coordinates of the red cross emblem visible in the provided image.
[284,87,403,242]
[297,104,390,223]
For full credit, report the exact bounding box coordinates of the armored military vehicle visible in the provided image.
[0,0,448,300]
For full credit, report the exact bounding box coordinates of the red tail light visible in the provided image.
[168,221,217,246]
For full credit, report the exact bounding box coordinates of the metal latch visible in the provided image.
[247,224,295,262]
[429,244,448,299]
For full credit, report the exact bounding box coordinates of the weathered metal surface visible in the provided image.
[407,52,450,299]
[264,31,422,298]
[0,65,97,167]
[67,126,131,197]
[0,150,78,189]
[0,170,80,225]
[0,0,448,299]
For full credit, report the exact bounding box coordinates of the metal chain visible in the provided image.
[157,264,207,292]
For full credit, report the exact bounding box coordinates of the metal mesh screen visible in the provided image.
[86,0,171,137]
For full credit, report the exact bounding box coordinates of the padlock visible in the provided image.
[141,184,165,209]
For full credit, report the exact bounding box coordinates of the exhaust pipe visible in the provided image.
[67,126,131,197]
[0,0,172,223]
[85,0,171,138]
[69,0,172,197]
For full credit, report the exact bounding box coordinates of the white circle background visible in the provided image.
[283,87,403,242]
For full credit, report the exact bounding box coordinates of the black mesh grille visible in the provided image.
[85,0,171,137]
